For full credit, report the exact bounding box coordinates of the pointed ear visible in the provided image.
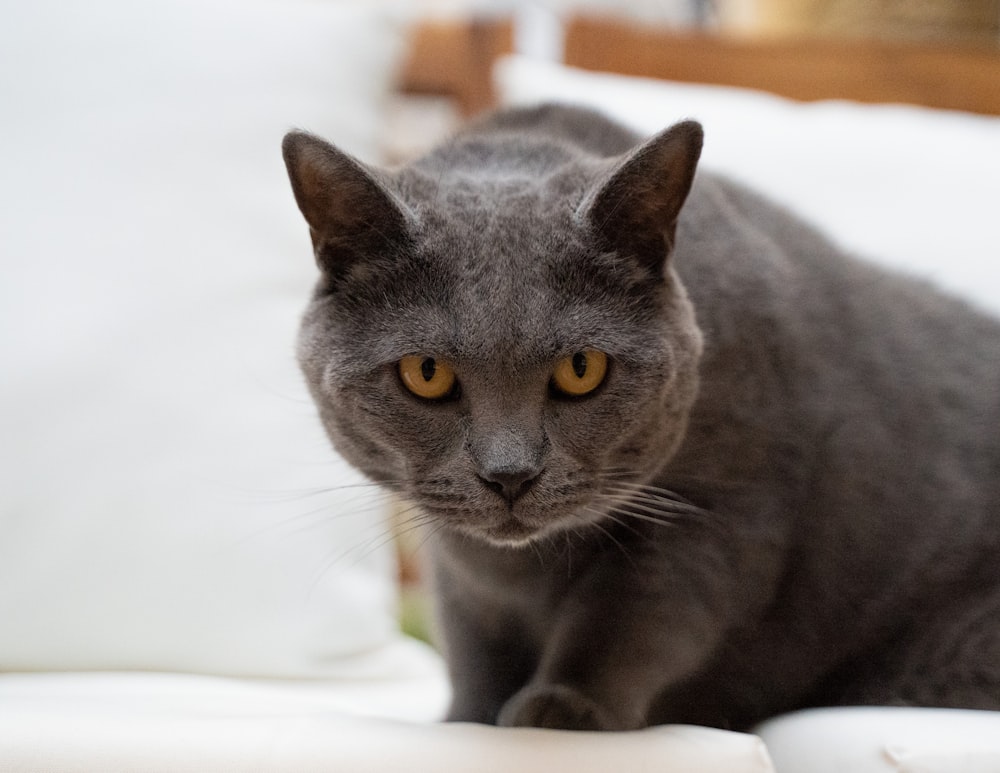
[583,120,703,276]
[282,131,411,282]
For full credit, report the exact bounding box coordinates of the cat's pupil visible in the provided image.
[421,358,437,382]
[572,352,587,379]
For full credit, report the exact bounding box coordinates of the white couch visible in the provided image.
[3,2,1000,770]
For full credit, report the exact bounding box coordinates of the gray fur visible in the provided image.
[283,104,1000,731]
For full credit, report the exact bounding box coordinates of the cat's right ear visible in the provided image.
[282,131,411,282]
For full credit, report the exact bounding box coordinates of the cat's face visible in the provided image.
[286,117,704,546]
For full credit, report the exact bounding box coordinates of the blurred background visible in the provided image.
[387,0,1000,161]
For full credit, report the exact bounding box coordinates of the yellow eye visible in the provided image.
[399,355,458,400]
[551,349,608,397]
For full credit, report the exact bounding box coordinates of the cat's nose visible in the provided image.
[477,467,541,504]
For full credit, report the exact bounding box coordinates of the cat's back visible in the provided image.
[468,103,641,156]
[675,169,1000,412]
[411,104,641,179]
[670,165,1000,625]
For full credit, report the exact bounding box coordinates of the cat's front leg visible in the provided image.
[497,683,619,730]
[431,548,539,724]
[496,528,752,731]
[442,618,536,724]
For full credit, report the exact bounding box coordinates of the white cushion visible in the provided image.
[0,670,772,773]
[495,55,1000,315]
[0,0,417,677]
[756,707,1000,772]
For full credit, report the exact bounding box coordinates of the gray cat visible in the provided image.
[282,104,1000,731]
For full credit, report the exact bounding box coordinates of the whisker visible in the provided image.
[260,481,398,500]
[382,503,446,574]
[613,481,700,505]
[526,535,548,567]
[590,489,690,530]
[596,467,644,481]
[579,507,640,571]
[599,495,698,521]
[407,518,449,559]
[393,509,438,545]
[228,478,411,508]
[604,505,681,529]
[596,509,645,542]
[600,482,707,515]
[307,514,419,599]
[364,513,436,568]
[232,492,397,547]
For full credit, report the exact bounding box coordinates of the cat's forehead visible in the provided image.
[385,279,648,374]
[391,208,657,368]
[401,160,595,271]
[411,215,586,365]
[330,161,665,369]
[418,186,579,265]
[392,171,577,303]
[403,161,588,226]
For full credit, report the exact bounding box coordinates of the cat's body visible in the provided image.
[283,104,1000,731]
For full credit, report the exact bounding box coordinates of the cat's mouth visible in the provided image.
[410,471,613,547]
[438,494,601,548]
[414,494,569,547]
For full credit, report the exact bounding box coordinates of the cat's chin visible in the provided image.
[432,511,546,548]
[456,507,597,548]
[479,519,550,548]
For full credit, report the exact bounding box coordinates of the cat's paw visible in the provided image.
[497,684,613,731]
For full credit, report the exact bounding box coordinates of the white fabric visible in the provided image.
[0,0,412,677]
[494,55,1000,316]
[756,707,1000,772]
[0,670,773,773]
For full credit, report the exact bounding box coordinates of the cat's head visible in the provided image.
[283,114,704,546]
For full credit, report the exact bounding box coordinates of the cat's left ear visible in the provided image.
[582,120,703,275]
[282,131,411,282]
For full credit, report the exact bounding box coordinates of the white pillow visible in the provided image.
[0,0,414,677]
[495,56,1000,315]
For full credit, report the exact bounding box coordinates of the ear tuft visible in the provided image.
[584,120,703,275]
[282,132,410,282]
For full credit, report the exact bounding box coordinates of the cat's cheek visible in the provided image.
[310,373,429,481]
[317,392,397,474]
[546,382,638,461]
[364,394,460,456]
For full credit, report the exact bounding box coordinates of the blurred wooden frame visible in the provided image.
[400,16,1000,117]
[399,18,514,116]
